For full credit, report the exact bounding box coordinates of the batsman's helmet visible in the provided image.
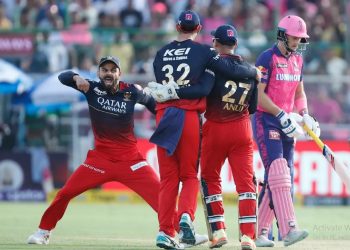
[176,10,201,33]
[277,15,309,51]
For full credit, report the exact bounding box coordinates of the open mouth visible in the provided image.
[104,77,113,84]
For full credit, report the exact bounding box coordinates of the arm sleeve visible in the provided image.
[176,69,215,99]
[206,49,257,79]
[57,70,79,88]
[248,82,258,114]
[135,84,156,114]
[255,51,272,85]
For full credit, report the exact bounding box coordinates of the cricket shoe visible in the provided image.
[179,213,196,245]
[255,235,275,247]
[209,229,228,248]
[27,229,51,245]
[241,235,256,250]
[283,229,308,247]
[156,231,184,250]
[181,233,208,248]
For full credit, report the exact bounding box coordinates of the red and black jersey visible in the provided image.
[58,71,155,161]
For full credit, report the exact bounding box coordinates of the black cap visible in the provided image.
[211,24,238,46]
[98,56,121,68]
[177,10,200,32]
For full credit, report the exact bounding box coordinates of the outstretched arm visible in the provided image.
[58,71,90,93]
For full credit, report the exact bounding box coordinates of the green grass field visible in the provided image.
[1,202,350,250]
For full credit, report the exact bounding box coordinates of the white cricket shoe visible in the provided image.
[181,233,208,248]
[255,235,275,247]
[156,231,184,250]
[241,235,256,250]
[179,213,196,245]
[179,213,208,248]
[283,229,308,246]
[27,229,51,245]
[209,229,228,249]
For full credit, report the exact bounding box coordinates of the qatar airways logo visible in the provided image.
[276,74,301,81]
[97,97,127,114]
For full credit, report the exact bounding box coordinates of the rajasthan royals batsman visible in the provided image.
[253,16,320,247]
[27,56,160,245]
[150,10,258,250]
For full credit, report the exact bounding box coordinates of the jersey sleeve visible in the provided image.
[58,70,79,88]
[57,70,92,95]
[134,84,156,114]
[205,48,257,79]
[255,50,272,85]
[248,82,258,114]
[176,68,215,99]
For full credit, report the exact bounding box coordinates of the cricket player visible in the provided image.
[27,56,161,245]
[200,24,258,250]
[253,15,320,247]
[150,10,259,250]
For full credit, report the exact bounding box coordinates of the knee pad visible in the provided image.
[268,158,291,190]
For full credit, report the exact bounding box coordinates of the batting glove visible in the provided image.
[276,110,299,138]
[303,114,321,137]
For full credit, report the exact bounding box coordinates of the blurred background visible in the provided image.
[0,0,349,206]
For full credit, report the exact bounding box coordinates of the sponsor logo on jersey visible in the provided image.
[269,130,280,140]
[276,63,288,68]
[93,87,107,95]
[163,48,191,61]
[276,74,301,81]
[123,92,132,101]
[97,97,127,114]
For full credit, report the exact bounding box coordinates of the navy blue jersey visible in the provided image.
[58,71,155,158]
[205,55,258,122]
[153,39,257,112]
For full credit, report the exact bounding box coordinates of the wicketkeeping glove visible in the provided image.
[276,110,299,138]
[147,81,179,103]
[303,114,321,137]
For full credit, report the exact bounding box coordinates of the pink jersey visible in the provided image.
[255,45,304,113]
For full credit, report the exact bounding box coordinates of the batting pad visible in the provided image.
[257,191,275,237]
[268,158,297,238]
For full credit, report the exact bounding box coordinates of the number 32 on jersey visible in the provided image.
[162,63,190,85]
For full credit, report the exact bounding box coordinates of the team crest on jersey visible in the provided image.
[276,63,288,68]
[123,91,132,101]
[257,66,267,73]
[93,87,107,95]
[269,130,280,140]
[185,14,192,20]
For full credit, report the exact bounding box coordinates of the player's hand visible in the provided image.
[303,114,321,137]
[255,67,261,82]
[276,110,298,138]
[147,81,179,102]
[74,75,90,93]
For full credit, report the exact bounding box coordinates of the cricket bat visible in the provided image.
[303,124,350,192]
